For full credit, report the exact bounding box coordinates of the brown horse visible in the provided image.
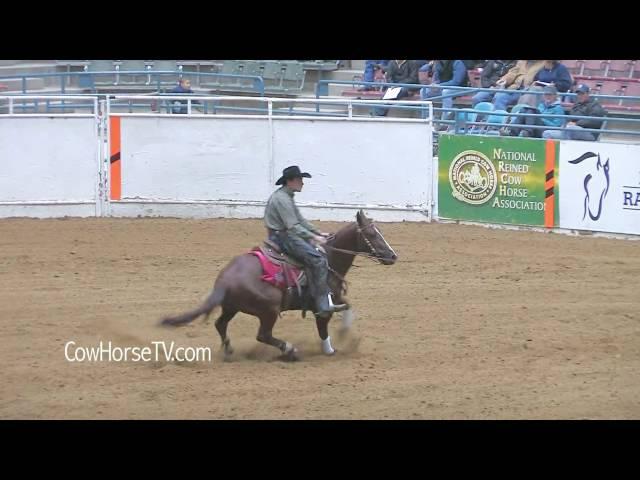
[159,210,397,360]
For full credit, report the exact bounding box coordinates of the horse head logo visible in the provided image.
[569,152,610,221]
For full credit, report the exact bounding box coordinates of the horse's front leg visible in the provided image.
[315,314,336,355]
[331,293,354,333]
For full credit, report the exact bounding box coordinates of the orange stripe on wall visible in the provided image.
[110,116,121,201]
[544,140,555,228]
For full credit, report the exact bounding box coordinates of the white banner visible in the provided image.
[0,117,100,218]
[111,115,432,221]
[119,117,271,202]
[0,118,98,202]
[558,141,640,235]
[272,119,431,209]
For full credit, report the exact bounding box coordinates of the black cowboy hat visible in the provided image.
[275,165,312,185]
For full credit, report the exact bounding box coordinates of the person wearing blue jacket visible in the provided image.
[420,60,468,119]
[169,78,194,114]
[360,60,390,91]
[507,85,565,137]
[533,60,573,93]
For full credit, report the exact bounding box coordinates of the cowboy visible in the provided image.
[264,166,346,317]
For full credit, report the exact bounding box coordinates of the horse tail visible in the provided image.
[159,287,226,327]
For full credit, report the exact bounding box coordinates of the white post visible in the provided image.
[105,97,112,217]
[268,99,275,188]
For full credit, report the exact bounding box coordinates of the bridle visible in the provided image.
[324,222,389,264]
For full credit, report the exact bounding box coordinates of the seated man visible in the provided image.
[517,60,573,107]
[506,85,565,138]
[475,60,545,111]
[359,60,390,91]
[169,78,194,114]
[542,84,607,141]
[471,60,518,107]
[420,60,469,120]
[532,60,573,93]
[373,60,420,116]
[383,59,420,97]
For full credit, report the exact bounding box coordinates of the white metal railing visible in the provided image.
[0,95,99,116]
[106,95,434,123]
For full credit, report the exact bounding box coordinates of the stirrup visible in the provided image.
[315,294,348,316]
[328,294,348,312]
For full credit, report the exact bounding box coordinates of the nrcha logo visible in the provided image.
[449,150,497,205]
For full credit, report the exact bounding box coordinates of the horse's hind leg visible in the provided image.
[256,311,298,360]
[215,308,237,357]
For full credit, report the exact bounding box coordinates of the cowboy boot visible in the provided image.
[312,266,346,317]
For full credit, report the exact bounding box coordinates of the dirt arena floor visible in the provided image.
[0,217,638,419]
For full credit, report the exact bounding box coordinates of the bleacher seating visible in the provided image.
[79,60,184,90]
[299,60,340,71]
[553,60,639,113]
[606,60,635,78]
[573,60,639,82]
[6,59,640,119]
[580,60,609,76]
[340,68,484,107]
[115,60,151,85]
[82,60,118,87]
[199,60,306,94]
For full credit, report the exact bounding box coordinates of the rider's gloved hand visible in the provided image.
[312,235,327,245]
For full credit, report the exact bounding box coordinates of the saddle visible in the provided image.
[249,241,309,310]
[262,239,305,269]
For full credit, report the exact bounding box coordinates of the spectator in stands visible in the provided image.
[483,60,546,111]
[383,60,420,91]
[373,60,421,116]
[495,60,546,109]
[418,61,434,84]
[420,60,469,120]
[542,84,607,141]
[517,60,574,107]
[463,60,485,70]
[533,60,573,93]
[504,85,565,138]
[169,78,194,114]
[471,60,517,106]
[359,60,389,91]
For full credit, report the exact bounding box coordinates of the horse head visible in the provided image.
[355,209,398,265]
[569,152,610,221]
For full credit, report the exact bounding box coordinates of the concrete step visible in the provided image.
[302,69,364,97]
[324,69,362,82]
[0,60,53,66]
[0,63,59,76]
[328,84,354,96]
[0,77,47,92]
[0,63,63,88]
[350,60,366,71]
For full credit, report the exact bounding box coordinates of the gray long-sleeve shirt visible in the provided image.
[264,186,321,240]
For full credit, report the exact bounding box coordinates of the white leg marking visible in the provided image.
[321,336,335,355]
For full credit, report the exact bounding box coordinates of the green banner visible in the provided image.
[438,134,558,226]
